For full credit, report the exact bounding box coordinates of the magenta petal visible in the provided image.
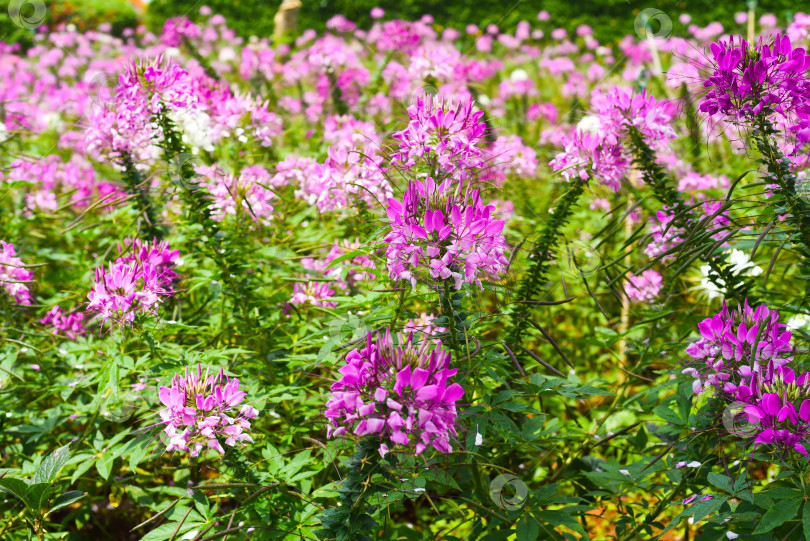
[744,405,764,425]
[762,393,782,416]
[442,383,464,402]
[394,366,411,395]
[410,368,430,390]
[800,399,810,422]
[416,384,439,401]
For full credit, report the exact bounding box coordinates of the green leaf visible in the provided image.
[32,444,71,484]
[803,501,810,541]
[140,520,206,541]
[96,454,115,481]
[691,497,725,522]
[706,472,733,495]
[71,457,96,484]
[535,509,586,538]
[516,515,539,540]
[324,249,366,270]
[0,477,30,501]
[23,482,58,514]
[753,497,802,534]
[126,434,152,472]
[652,405,684,426]
[45,490,86,516]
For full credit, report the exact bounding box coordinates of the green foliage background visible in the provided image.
[143,0,800,43]
[2,0,801,49]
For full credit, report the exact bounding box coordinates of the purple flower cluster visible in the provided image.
[8,155,126,214]
[683,300,793,396]
[482,135,538,185]
[683,300,810,456]
[549,88,676,192]
[86,58,196,169]
[735,362,810,455]
[325,329,464,457]
[158,365,258,456]
[624,270,663,303]
[86,239,179,326]
[384,178,508,290]
[197,165,277,226]
[700,33,810,130]
[0,241,34,305]
[40,305,86,340]
[117,238,180,288]
[644,201,730,261]
[391,94,487,184]
[288,282,338,309]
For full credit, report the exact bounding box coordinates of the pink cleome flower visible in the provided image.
[40,305,86,340]
[158,365,258,457]
[700,33,810,142]
[390,94,487,185]
[625,269,663,303]
[683,300,793,396]
[384,177,509,290]
[325,329,464,457]
[0,241,34,305]
[735,361,810,456]
[86,238,180,327]
[288,281,338,309]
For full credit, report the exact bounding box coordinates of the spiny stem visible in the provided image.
[508,178,585,342]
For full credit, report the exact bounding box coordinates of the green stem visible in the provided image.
[120,154,163,240]
[508,178,585,342]
[441,279,461,359]
[316,437,390,541]
[624,125,753,303]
